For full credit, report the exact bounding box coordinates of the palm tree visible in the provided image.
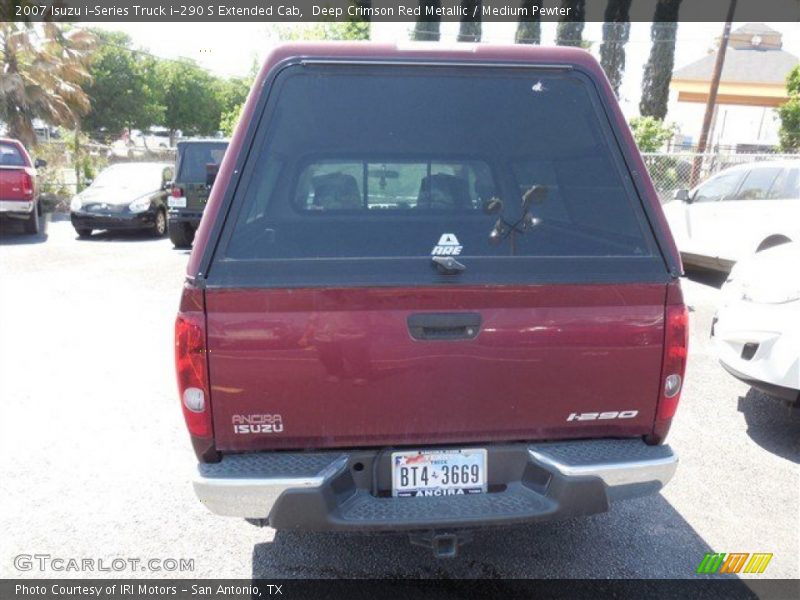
[0,22,94,147]
[599,0,632,97]
[640,0,683,119]
[413,1,442,41]
[457,0,482,42]
[515,0,543,44]
[556,0,586,47]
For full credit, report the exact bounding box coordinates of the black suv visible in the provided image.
[167,139,228,248]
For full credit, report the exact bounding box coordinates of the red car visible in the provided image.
[177,43,688,557]
[0,138,46,235]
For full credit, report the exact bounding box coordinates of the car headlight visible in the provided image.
[70,196,82,211]
[741,283,800,304]
[128,196,151,213]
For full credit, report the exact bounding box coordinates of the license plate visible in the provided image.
[168,196,187,208]
[391,448,487,498]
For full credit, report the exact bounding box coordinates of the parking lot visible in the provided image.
[1,216,798,580]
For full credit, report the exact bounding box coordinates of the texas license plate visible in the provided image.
[168,196,187,208]
[391,448,487,498]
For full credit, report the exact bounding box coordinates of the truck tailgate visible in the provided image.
[206,284,665,451]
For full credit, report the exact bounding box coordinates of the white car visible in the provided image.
[663,160,800,272]
[713,241,800,405]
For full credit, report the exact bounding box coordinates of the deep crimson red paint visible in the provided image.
[205,284,667,451]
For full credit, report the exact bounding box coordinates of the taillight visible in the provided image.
[175,312,212,437]
[21,172,34,199]
[657,303,689,421]
[171,186,184,197]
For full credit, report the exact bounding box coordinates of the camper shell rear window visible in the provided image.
[206,64,668,288]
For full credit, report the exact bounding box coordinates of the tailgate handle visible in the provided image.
[407,313,481,341]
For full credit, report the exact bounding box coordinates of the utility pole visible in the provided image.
[690,0,737,186]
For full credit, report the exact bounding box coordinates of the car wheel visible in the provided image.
[152,209,167,237]
[75,228,93,238]
[168,221,195,248]
[22,203,40,234]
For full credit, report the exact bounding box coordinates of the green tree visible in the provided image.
[599,0,632,97]
[275,21,370,41]
[777,65,800,152]
[640,0,683,119]
[274,2,370,41]
[0,22,94,147]
[457,0,482,42]
[515,0,543,45]
[556,0,586,47]
[216,76,251,117]
[629,116,676,151]
[214,61,257,138]
[413,1,442,41]
[82,30,163,140]
[219,104,243,137]
[154,59,223,143]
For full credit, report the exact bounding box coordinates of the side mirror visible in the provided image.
[34,158,47,168]
[673,188,690,202]
[205,163,220,189]
[84,178,93,187]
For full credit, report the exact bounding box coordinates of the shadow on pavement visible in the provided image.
[49,211,72,222]
[738,388,800,464]
[0,215,49,245]
[251,496,732,578]
[75,229,166,243]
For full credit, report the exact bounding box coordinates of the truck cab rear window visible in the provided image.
[0,142,25,167]
[212,65,664,286]
[294,160,492,211]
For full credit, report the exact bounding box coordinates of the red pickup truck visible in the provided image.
[0,138,45,235]
[176,43,688,557]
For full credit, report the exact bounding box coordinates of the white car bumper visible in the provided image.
[713,297,800,400]
[0,200,34,214]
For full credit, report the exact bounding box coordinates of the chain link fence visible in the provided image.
[641,151,800,204]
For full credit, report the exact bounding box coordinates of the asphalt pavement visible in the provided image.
[1,216,798,580]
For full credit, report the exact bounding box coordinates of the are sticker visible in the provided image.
[431,233,463,256]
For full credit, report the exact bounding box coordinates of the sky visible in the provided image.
[91,20,800,147]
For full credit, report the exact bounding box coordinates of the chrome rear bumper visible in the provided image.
[194,439,677,528]
[0,200,34,214]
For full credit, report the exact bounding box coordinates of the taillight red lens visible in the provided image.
[657,303,689,421]
[21,172,34,198]
[175,312,213,437]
